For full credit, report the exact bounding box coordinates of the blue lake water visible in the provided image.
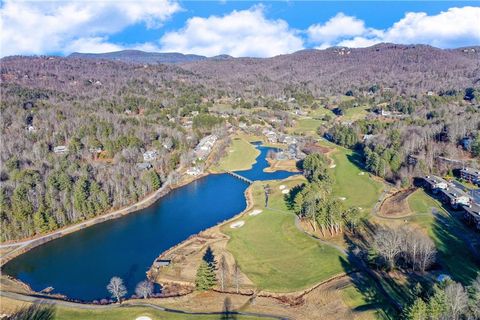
[3,144,298,301]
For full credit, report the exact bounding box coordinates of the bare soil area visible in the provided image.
[378,188,416,217]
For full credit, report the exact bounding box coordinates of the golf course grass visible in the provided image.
[324,141,384,212]
[214,136,260,171]
[289,117,323,136]
[54,306,269,320]
[223,177,349,292]
[407,189,480,284]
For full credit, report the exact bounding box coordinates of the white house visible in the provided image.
[53,145,68,154]
[143,150,159,162]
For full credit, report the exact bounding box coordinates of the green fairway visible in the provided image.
[55,306,269,320]
[407,190,480,284]
[324,142,384,212]
[289,117,323,136]
[215,137,260,171]
[223,178,349,292]
[341,106,370,121]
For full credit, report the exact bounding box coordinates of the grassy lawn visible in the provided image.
[321,141,384,212]
[214,136,260,171]
[223,177,349,292]
[288,117,323,136]
[341,106,370,122]
[308,107,334,119]
[55,306,267,320]
[407,190,480,284]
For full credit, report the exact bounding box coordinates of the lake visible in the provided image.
[3,144,297,301]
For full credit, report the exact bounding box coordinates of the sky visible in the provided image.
[1,1,479,58]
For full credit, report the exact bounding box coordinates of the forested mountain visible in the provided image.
[68,50,210,64]
[1,43,479,241]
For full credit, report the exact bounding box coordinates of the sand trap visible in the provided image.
[230,221,245,228]
[249,209,263,216]
[338,197,346,201]
[358,207,363,210]
[282,189,290,194]
[358,172,365,175]
[279,185,286,190]
[136,317,152,320]
[329,164,336,168]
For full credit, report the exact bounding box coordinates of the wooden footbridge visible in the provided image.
[225,170,253,184]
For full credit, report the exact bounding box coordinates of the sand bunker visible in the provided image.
[282,189,290,194]
[358,172,365,175]
[136,317,152,320]
[230,221,245,228]
[249,209,263,216]
[330,164,336,168]
[338,197,346,201]
[279,185,286,190]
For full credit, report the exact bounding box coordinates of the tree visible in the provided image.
[135,280,153,299]
[444,282,468,320]
[233,262,241,293]
[107,276,127,303]
[148,170,162,190]
[404,297,428,320]
[464,87,475,101]
[428,285,448,319]
[218,255,229,291]
[195,260,217,291]
[373,227,402,270]
[416,236,436,272]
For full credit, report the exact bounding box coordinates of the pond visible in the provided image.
[3,144,298,301]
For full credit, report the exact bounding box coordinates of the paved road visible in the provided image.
[0,290,289,319]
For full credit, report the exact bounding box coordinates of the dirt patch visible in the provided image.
[379,188,416,217]
[265,159,298,173]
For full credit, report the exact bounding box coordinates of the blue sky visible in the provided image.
[1,1,479,57]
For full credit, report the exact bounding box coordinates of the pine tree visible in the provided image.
[195,260,217,291]
[404,298,427,320]
[428,286,447,319]
[149,170,162,190]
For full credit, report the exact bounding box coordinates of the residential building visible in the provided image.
[136,162,153,170]
[143,150,159,162]
[439,186,471,209]
[423,175,448,192]
[460,167,480,185]
[53,145,68,154]
[195,135,217,160]
[186,167,202,176]
[461,203,480,230]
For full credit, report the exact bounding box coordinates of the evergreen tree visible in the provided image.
[12,184,33,222]
[428,286,447,319]
[149,170,162,190]
[195,260,217,291]
[404,298,428,320]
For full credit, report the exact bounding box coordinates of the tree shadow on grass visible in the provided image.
[203,246,216,266]
[346,152,368,172]
[219,297,237,320]
[284,183,305,210]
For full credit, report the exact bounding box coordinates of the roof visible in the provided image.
[424,175,447,186]
[439,186,470,201]
[462,202,480,216]
[460,167,480,177]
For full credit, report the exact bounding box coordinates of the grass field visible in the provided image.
[341,106,370,122]
[214,136,260,171]
[321,141,384,212]
[288,117,323,136]
[223,177,349,292]
[53,306,269,320]
[407,190,480,284]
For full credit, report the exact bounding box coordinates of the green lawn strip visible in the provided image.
[341,106,370,121]
[407,190,480,284]
[214,137,260,172]
[223,180,348,292]
[55,306,268,320]
[290,118,323,135]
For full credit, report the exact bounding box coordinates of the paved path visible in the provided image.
[0,290,289,319]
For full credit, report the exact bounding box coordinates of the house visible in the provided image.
[362,134,375,141]
[153,259,171,268]
[239,122,247,129]
[438,186,471,209]
[461,137,472,150]
[408,154,424,166]
[423,176,448,193]
[89,147,102,154]
[26,125,36,132]
[280,135,297,145]
[461,203,480,230]
[143,150,159,162]
[186,167,202,176]
[53,145,68,154]
[460,167,480,185]
[262,130,277,143]
[195,135,217,160]
[136,162,153,170]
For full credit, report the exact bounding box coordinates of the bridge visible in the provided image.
[225,170,253,184]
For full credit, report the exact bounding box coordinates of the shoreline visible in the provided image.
[0,169,208,266]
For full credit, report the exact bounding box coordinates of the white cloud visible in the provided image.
[159,6,304,57]
[307,13,369,48]
[309,6,480,49]
[0,0,181,56]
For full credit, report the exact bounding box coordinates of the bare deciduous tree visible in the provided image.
[135,280,153,299]
[218,255,229,291]
[374,227,403,270]
[444,282,468,320]
[107,276,127,303]
[233,262,241,294]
